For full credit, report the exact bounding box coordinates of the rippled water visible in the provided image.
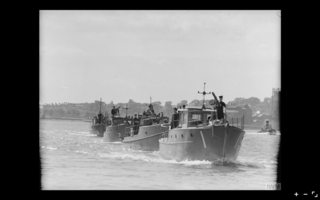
[40,119,280,190]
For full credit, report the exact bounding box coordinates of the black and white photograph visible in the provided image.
[39,10,281,190]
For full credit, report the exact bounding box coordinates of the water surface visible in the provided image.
[40,119,280,190]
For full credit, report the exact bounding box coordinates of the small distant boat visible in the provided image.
[258,129,277,135]
[122,115,169,151]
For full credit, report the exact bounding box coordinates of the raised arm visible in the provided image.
[211,92,220,107]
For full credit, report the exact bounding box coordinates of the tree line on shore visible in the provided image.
[40,96,273,119]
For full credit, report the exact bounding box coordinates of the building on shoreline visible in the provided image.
[226,104,253,125]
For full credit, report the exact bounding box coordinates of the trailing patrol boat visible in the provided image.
[159,83,246,162]
[90,98,109,137]
[103,104,133,142]
[122,113,169,151]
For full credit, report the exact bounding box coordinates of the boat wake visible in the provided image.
[66,131,95,137]
[94,150,267,169]
[103,141,123,145]
[41,146,58,150]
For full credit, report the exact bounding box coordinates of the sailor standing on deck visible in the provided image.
[216,96,226,120]
[111,106,120,125]
[171,107,179,129]
[146,104,155,116]
[133,114,140,134]
[98,112,103,124]
[111,106,121,117]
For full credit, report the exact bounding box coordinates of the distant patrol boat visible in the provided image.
[159,84,246,163]
[90,98,108,137]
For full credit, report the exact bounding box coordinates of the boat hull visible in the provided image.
[103,124,132,142]
[90,124,107,137]
[159,125,245,162]
[122,124,169,151]
[269,131,277,135]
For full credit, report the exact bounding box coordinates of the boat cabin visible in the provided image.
[112,116,132,126]
[175,106,217,128]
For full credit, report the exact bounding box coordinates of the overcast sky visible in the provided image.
[40,10,280,105]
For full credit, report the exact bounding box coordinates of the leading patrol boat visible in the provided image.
[159,83,246,162]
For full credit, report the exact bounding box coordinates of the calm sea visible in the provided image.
[40,119,280,190]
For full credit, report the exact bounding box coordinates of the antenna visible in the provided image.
[122,104,131,118]
[99,98,102,113]
[198,82,211,109]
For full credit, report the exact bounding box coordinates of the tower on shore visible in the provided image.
[271,88,280,130]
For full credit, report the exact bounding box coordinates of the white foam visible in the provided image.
[41,146,57,150]
[70,133,96,137]
[74,150,89,154]
[104,141,123,145]
[98,151,212,166]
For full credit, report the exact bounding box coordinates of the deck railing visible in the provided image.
[229,114,245,130]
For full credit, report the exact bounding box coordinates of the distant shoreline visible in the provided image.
[40,117,91,122]
[40,117,272,130]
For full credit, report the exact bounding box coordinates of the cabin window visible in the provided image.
[188,111,203,127]
[178,112,188,127]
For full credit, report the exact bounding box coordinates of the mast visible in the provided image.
[99,98,102,113]
[271,89,274,120]
[123,104,131,118]
[198,82,211,109]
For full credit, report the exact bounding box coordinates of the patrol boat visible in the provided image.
[103,104,133,142]
[90,98,109,137]
[159,84,246,162]
[122,113,169,151]
[103,116,132,142]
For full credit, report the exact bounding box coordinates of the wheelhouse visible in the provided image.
[175,106,217,128]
